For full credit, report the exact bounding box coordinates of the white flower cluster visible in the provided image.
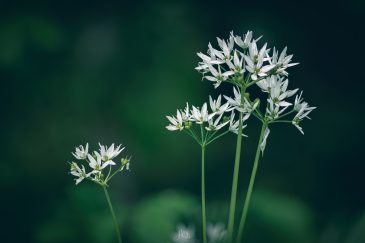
[69,143,130,185]
[195,31,315,143]
[172,223,227,243]
[166,95,231,132]
[196,31,298,87]
[166,94,255,142]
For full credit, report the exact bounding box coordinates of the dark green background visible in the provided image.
[1,0,364,242]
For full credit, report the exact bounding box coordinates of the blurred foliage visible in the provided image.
[1,0,364,243]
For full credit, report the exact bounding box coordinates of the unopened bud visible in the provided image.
[121,158,130,166]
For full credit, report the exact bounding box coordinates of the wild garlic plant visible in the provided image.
[167,30,315,243]
[68,143,131,243]
[166,96,254,243]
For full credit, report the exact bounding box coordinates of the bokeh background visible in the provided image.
[1,0,365,242]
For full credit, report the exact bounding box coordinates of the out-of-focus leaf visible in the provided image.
[131,190,198,243]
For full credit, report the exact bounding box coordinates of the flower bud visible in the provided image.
[121,158,130,166]
[184,121,192,129]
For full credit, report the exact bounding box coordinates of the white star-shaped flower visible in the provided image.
[72,143,89,160]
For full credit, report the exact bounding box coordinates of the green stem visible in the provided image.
[236,122,267,243]
[227,86,246,242]
[201,146,207,243]
[102,186,122,243]
[206,130,229,146]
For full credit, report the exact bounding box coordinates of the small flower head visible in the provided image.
[68,143,131,186]
[244,41,275,81]
[172,224,196,243]
[292,92,316,134]
[72,143,89,160]
[209,95,230,114]
[70,162,90,185]
[99,143,124,162]
[166,110,184,131]
[268,47,299,76]
[207,223,227,243]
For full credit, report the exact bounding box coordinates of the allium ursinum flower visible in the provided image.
[224,87,259,113]
[172,224,196,243]
[72,143,89,160]
[228,111,249,136]
[209,95,230,114]
[68,143,131,243]
[70,162,94,185]
[166,110,184,131]
[207,223,227,243]
[68,143,130,186]
[88,153,116,173]
[205,114,229,131]
[231,30,253,49]
[226,51,245,75]
[196,31,300,92]
[244,41,275,81]
[217,36,235,61]
[266,99,290,121]
[260,77,315,134]
[191,30,315,243]
[292,91,316,134]
[205,65,235,88]
[166,97,232,141]
[99,143,124,162]
[268,47,299,76]
[191,103,215,124]
[267,76,298,107]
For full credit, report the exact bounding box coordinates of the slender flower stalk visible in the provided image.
[166,98,232,243]
[226,86,246,242]
[236,121,267,243]
[201,145,207,243]
[103,186,122,243]
[68,143,131,243]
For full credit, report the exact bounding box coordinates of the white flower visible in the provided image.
[224,87,243,110]
[231,30,253,49]
[292,92,316,134]
[204,64,234,88]
[224,87,257,113]
[195,51,225,72]
[72,143,89,160]
[181,103,191,122]
[207,223,227,243]
[267,76,298,107]
[87,153,116,172]
[226,51,245,74]
[268,47,299,76]
[217,36,235,61]
[228,111,249,136]
[244,41,275,80]
[172,224,196,243]
[99,143,124,162]
[70,162,93,185]
[209,95,230,114]
[260,127,270,154]
[205,114,229,131]
[166,110,184,131]
[190,103,215,124]
[266,98,290,120]
[256,75,277,91]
